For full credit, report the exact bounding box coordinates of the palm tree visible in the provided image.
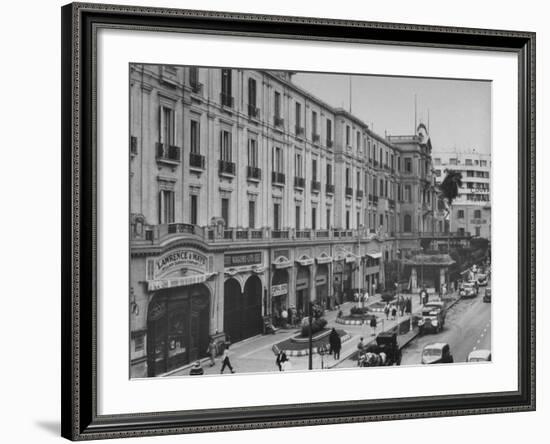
[436,169,463,254]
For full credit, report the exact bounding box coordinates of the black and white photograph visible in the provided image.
[129,65,492,378]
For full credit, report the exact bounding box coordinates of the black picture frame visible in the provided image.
[61,2,536,440]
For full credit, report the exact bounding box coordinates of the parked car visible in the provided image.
[421,343,454,364]
[459,282,478,298]
[477,273,488,286]
[467,349,491,362]
[483,288,492,303]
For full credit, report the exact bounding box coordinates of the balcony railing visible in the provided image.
[248,104,260,119]
[247,166,262,180]
[189,152,205,169]
[295,125,305,137]
[272,171,286,185]
[345,187,353,197]
[296,230,311,239]
[294,176,305,188]
[274,116,284,127]
[220,92,234,108]
[356,189,364,199]
[325,183,335,194]
[368,194,373,204]
[312,134,320,144]
[316,230,330,238]
[327,139,333,149]
[190,82,203,95]
[156,142,181,163]
[373,196,379,205]
[388,198,396,210]
[311,180,321,192]
[218,159,235,176]
[167,223,196,235]
[272,230,289,239]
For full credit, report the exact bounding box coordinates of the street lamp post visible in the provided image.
[308,301,313,370]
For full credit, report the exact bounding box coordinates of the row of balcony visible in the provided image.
[133,222,472,244]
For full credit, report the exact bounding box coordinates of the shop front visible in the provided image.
[223,275,263,344]
[295,266,311,314]
[271,268,289,326]
[146,284,210,377]
[315,265,329,309]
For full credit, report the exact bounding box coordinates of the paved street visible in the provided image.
[167,294,423,377]
[400,285,491,366]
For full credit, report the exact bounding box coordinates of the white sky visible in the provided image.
[292,72,491,155]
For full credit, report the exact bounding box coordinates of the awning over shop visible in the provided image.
[147,272,217,291]
[295,255,314,266]
[401,253,455,267]
[366,252,382,259]
[316,254,333,264]
[273,256,293,269]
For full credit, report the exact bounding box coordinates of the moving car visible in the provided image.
[483,288,492,303]
[418,300,446,334]
[459,282,478,298]
[467,349,491,362]
[421,343,454,364]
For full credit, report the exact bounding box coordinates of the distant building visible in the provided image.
[432,151,491,239]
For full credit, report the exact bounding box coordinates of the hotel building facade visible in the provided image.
[433,151,491,239]
[129,65,451,377]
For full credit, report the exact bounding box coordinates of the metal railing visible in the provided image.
[274,116,284,127]
[311,180,321,192]
[272,171,286,184]
[156,142,181,163]
[356,189,364,199]
[220,92,234,108]
[247,166,262,180]
[325,183,335,194]
[248,104,260,119]
[345,187,353,197]
[218,159,236,175]
[295,125,305,137]
[189,152,205,169]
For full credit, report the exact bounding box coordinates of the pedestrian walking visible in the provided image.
[384,302,390,320]
[189,360,204,376]
[275,350,288,371]
[206,337,217,367]
[281,358,292,372]
[357,337,365,354]
[332,330,342,360]
[370,316,377,336]
[391,305,397,320]
[329,327,339,356]
[220,346,235,374]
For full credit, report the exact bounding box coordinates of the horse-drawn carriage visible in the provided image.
[357,331,402,367]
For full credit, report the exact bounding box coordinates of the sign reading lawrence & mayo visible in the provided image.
[150,249,208,279]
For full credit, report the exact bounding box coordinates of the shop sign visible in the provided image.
[296,278,309,290]
[272,283,288,297]
[224,252,262,268]
[151,249,207,279]
[315,276,327,286]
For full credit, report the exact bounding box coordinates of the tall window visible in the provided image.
[312,158,318,181]
[190,120,199,154]
[379,179,384,197]
[220,130,232,161]
[295,102,301,128]
[458,210,465,218]
[311,207,317,230]
[326,118,332,143]
[159,190,175,224]
[189,67,199,88]
[356,212,360,228]
[190,195,198,225]
[356,131,361,150]
[405,158,412,173]
[160,106,174,145]
[379,214,384,228]
[312,111,318,136]
[345,167,350,187]
[248,138,258,167]
[475,226,481,236]
[346,211,350,229]
[346,125,351,146]
[274,92,281,118]
[248,77,256,108]
[295,206,301,230]
[273,147,283,173]
[295,153,303,177]
[373,177,377,196]
[326,163,332,185]
[326,209,331,228]
[221,198,229,226]
[397,156,401,171]
[221,69,232,104]
[474,209,482,219]
[357,171,361,190]
[405,185,411,203]
[404,214,412,233]
[248,201,256,228]
[273,203,281,230]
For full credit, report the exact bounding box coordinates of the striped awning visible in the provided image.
[147,272,217,291]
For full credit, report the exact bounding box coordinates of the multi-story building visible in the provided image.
[432,151,491,239]
[128,65,452,378]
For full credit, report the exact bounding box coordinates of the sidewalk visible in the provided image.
[167,294,431,377]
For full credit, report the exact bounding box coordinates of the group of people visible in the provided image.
[384,296,412,320]
[274,305,303,328]
[189,337,236,376]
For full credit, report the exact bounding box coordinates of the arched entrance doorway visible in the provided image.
[147,284,210,377]
[343,262,353,301]
[296,266,311,314]
[271,269,289,326]
[315,264,329,309]
[223,276,263,344]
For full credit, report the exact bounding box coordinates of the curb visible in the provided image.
[273,333,352,357]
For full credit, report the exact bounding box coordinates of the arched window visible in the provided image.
[404,214,412,233]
